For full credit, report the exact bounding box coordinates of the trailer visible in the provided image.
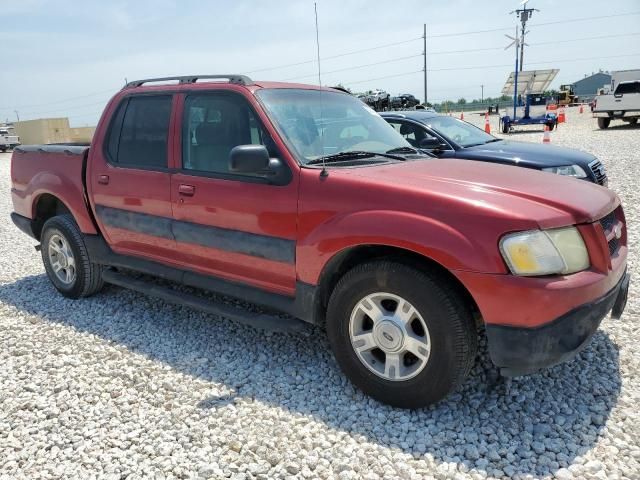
[500,93,557,133]
[499,69,559,133]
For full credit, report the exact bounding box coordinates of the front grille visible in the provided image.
[589,159,608,186]
[599,211,616,232]
[599,209,622,257]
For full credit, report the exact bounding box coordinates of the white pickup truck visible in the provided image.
[0,127,20,152]
[593,80,640,129]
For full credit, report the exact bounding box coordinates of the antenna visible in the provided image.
[314,2,328,178]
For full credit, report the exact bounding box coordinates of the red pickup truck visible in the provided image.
[10,75,629,408]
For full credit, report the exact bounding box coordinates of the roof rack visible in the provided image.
[123,75,254,89]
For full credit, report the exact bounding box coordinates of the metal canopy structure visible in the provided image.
[501,69,559,96]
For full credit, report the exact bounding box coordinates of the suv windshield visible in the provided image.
[256,89,411,164]
[425,116,496,147]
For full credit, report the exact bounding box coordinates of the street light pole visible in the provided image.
[481,85,484,103]
[14,110,19,122]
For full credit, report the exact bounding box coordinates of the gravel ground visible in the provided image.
[1,108,639,480]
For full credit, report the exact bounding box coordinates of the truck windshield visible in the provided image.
[425,116,496,148]
[256,89,411,165]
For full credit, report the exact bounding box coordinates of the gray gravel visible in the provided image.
[1,108,639,479]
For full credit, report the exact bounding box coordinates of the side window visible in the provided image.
[106,95,172,169]
[389,121,432,147]
[182,94,270,174]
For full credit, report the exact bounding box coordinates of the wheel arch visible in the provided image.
[31,193,73,240]
[313,244,482,327]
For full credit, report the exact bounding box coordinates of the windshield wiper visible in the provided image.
[306,150,406,165]
[386,146,418,154]
[484,138,502,143]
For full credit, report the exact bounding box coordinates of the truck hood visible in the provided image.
[448,140,596,168]
[343,158,617,228]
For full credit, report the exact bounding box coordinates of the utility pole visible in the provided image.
[511,0,538,71]
[423,23,428,105]
[14,110,19,122]
[481,85,484,103]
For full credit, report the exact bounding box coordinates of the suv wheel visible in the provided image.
[597,117,611,129]
[41,214,104,299]
[326,261,477,408]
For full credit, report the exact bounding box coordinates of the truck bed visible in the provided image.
[10,144,97,236]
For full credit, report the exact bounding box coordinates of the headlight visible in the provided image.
[500,227,590,276]
[542,164,587,178]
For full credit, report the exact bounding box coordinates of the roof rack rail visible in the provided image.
[123,75,254,89]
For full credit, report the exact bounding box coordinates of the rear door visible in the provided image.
[89,93,177,263]
[169,90,299,296]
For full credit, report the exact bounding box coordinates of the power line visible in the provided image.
[426,11,640,38]
[530,32,640,46]
[345,70,424,86]
[0,88,115,111]
[245,37,422,75]
[17,99,110,117]
[426,52,640,73]
[530,11,640,28]
[284,54,422,81]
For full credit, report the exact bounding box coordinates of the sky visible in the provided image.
[1,0,639,126]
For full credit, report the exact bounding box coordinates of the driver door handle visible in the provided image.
[178,184,195,196]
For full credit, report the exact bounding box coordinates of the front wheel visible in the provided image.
[326,261,477,408]
[41,214,104,299]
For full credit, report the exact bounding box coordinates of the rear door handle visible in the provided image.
[178,184,195,196]
[97,174,110,185]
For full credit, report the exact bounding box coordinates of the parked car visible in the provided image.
[11,75,628,408]
[381,111,608,186]
[392,93,420,109]
[593,80,640,129]
[0,126,20,152]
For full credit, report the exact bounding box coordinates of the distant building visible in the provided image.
[572,72,612,99]
[13,118,95,145]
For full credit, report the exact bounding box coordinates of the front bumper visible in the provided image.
[486,271,629,376]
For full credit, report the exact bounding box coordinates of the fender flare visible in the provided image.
[296,209,505,286]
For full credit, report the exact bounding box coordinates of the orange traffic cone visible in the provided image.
[484,112,491,134]
[579,104,584,114]
[558,107,566,124]
[543,125,551,143]
[460,111,464,120]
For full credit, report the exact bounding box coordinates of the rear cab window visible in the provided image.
[105,95,172,169]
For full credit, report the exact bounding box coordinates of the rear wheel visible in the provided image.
[41,215,104,299]
[597,117,611,129]
[326,261,477,408]
[502,121,510,134]
[627,118,638,125]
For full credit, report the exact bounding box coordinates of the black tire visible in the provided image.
[547,121,555,131]
[326,261,477,408]
[597,117,610,129]
[628,118,638,125]
[502,121,510,134]
[41,214,104,299]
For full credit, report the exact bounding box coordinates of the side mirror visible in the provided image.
[419,137,443,149]
[229,144,291,185]
[229,145,270,173]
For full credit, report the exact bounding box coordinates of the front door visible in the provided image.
[89,93,177,263]
[170,91,299,296]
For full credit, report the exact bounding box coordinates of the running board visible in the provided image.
[101,270,306,333]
